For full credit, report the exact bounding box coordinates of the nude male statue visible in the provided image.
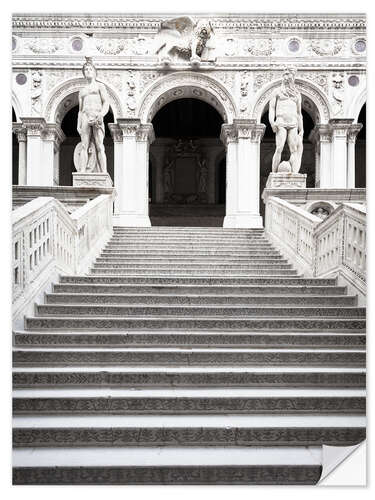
[75,57,109,173]
[268,67,304,173]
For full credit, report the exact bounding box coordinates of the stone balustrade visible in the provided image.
[12,193,114,324]
[265,196,366,297]
[315,202,366,293]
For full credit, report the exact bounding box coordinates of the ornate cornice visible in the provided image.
[347,123,363,143]
[12,14,366,32]
[20,117,46,136]
[136,123,155,144]
[42,123,66,146]
[108,123,123,143]
[220,124,237,146]
[234,119,266,142]
[12,122,27,142]
[117,118,140,138]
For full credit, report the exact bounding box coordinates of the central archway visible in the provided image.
[149,98,225,226]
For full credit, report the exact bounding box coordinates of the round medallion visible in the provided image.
[16,73,27,85]
[348,75,360,87]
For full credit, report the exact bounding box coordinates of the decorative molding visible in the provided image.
[24,38,65,54]
[20,117,47,136]
[117,118,141,138]
[108,123,123,143]
[246,39,273,56]
[311,39,343,56]
[96,38,125,55]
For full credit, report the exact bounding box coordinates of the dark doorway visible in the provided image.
[150,98,226,226]
[355,104,366,188]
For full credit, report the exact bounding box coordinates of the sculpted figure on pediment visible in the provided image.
[155,16,215,68]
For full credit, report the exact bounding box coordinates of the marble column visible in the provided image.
[136,123,154,224]
[12,123,27,185]
[329,118,354,188]
[220,124,238,227]
[42,124,65,186]
[314,124,333,188]
[115,119,151,227]
[347,123,363,188]
[21,117,46,186]
[108,123,124,215]
[222,119,265,228]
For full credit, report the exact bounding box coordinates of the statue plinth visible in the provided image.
[266,172,307,189]
[73,172,113,188]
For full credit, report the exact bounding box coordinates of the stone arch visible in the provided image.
[138,71,238,124]
[252,77,331,124]
[349,88,366,122]
[12,91,22,121]
[44,77,123,123]
[305,200,336,214]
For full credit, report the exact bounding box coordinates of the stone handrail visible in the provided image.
[265,196,322,276]
[12,193,114,324]
[315,202,366,293]
[265,197,366,296]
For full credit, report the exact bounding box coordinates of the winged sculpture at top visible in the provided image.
[155,16,215,68]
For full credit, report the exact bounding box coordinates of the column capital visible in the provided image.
[220,123,237,147]
[328,118,354,138]
[42,123,66,148]
[137,123,155,144]
[20,117,47,137]
[314,124,333,143]
[347,123,363,143]
[233,119,265,142]
[108,123,123,143]
[12,122,27,142]
[117,118,141,138]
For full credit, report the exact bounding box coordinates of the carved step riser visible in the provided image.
[12,465,322,485]
[14,333,366,349]
[13,397,366,415]
[52,284,348,296]
[35,305,365,318]
[13,371,366,388]
[24,317,366,331]
[45,294,357,307]
[59,277,337,286]
[92,263,293,270]
[89,269,299,276]
[13,351,366,367]
[13,427,366,448]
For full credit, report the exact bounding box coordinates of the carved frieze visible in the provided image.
[25,38,65,54]
[31,70,43,116]
[253,71,278,92]
[246,39,273,56]
[331,72,345,117]
[100,71,123,91]
[311,39,343,56]
[96,38,125,55]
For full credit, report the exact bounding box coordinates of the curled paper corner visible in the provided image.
[318,440,366,486]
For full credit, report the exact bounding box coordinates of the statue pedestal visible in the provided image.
[266,172,307,189]
[73,172,113,188]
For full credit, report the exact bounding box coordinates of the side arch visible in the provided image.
[251,77,331,124]
[349,88,366,122]
[44,77,123,123]
[12,91,23,121]
[138,71,238,124]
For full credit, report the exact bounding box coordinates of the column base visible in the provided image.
[113,213,151,227]
[73,172,113,188]
[223,214,263,228]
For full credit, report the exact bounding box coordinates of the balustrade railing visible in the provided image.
[265,196,366,294]
[12,193,114,321]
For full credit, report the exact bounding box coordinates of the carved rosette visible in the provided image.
[25,38,64,54]
[246,38,273,56]
[95,38,125,55]
[311,39,343,56]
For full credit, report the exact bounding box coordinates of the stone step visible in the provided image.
[101,249,283,257]
[24,316,366,331]
[44,293,357,307]
[12,395,365,415]
[108,236,269,242]
[92,262,293,270]
[96,256,288,264]
[35,304,365,318]
[112,227,265,233]
[89,268,299,276]
[13,331,366,348]
[13,425,365,448]
[12,449,322,485]
[52,283,348,296]
[105,244,275,251]
[59,276,336,286]
[12,349,365,367]
[12,369,366,388]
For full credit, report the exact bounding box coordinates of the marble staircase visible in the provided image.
[12,227,366,485]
